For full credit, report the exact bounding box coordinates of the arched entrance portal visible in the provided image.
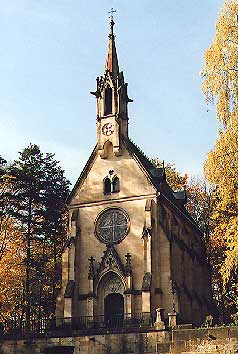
[96,271,125,326]
[104,293,124,326]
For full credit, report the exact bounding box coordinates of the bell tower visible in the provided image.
[91,14,133,158]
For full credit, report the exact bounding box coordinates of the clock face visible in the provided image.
[102,123,114,136]
[95,208,129,244]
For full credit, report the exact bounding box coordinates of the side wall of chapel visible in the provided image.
[158,200,212,325]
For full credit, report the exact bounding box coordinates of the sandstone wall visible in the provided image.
[1,327,238,354]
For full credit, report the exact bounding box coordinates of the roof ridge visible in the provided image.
[127,138,156,168]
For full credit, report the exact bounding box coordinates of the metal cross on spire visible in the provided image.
[108,7,116,19]
[108,8,116,36]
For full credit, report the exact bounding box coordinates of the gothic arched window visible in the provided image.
[112,176,120,193]
[104,177,111,195]
[104,87,112,115]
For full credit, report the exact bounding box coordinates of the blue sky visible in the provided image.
[0,0,223,184]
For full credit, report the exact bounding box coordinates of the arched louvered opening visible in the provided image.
[112,176,120,193]
[104,177,111,195]
[104,86,112,115]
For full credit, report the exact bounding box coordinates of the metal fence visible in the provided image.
[2,316,53,336]
[2,312,154,337]
[57,312,154,330]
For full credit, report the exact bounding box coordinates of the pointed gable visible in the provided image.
[96,244,125,280]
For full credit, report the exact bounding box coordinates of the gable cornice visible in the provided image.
[67,145,98,204]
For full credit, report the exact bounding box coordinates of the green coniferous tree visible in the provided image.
[8,144,70,331]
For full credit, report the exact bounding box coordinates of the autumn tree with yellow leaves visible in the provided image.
[0,219,25,323]
[201,0,238,126]
[0,157,25,323]
[202,0,238,322]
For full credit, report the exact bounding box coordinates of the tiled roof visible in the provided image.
[124,138,198,227]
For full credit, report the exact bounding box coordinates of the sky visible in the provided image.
[0,0,224,185]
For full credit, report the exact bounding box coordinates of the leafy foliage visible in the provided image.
[151,158,188,191]
[204,121,238,287]
[0,145,70,328]
[204,121,238,321]
[0,156,25,322]
[201,0,238,126]
[0,218,25,322]
[186,176,213,238]
[151,158,213,236]
[202,0,238,322]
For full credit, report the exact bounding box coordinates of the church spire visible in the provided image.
[91,11,133,159]
[105,9,119,78]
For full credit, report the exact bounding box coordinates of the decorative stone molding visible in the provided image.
[125,253,132,276]
[154,308,165,330]
[78,293,96,300]
[62,236,75,253]
[64,280,75,298]
[155,287,163,294]
[168,312,177,328]
[142,272,152,292]
[96,244,126,281]
[88,257,95,280]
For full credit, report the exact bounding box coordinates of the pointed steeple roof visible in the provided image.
[105,15,119,77]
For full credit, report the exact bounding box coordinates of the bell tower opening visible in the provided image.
[104,86,112,115]
[104,293,124,326]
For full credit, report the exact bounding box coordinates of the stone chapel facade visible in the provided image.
[56,18,213,327]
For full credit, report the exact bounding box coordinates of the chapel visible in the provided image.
[56,16,213,327]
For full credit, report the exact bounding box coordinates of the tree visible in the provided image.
[201,0,238,127]
[201,0,238,322]
[186,176,213,240]
[151,158,188,191]
[151,158,213,237]
[204,121,238,280]
[0,218,25,324]
[0,156,25,325]
[0,156,6,175]
[7,144,70,330]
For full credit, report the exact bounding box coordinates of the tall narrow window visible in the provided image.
[112,176,120,193]
[104,177,111,195]
[105,87,112,115]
